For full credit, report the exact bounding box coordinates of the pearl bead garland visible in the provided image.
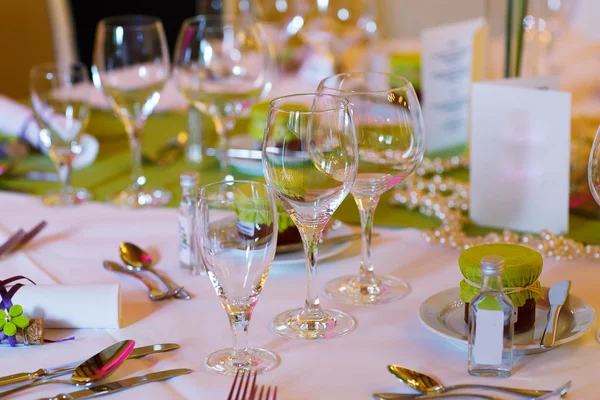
[391,155,600,261]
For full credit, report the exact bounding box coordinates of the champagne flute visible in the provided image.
[29,63,93,206]
[196,180,279,375]
[318,72,425,305]
[263,93,358,339]
[300,0,377,73]
[173,14,271,176]
[92,15,171,207]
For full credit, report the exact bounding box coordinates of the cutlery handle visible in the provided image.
[151,269,191,300]
[103,261,159,294]
[373,393,500,400]
[445,384,550,397]
[541,305,561,348]
[0,372,35,387]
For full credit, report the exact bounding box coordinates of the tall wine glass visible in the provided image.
[588,125,600,341]
[29,63,93,206]
[263,93,358,339]
[173,15,271,175]
[318,72,425,305]
[92,15,171,207]
[300,0,377,73]
[196,180,279,375]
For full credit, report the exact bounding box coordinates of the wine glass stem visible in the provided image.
[213,116,236,173]
[229,310,250,360]
[56,159,72,203]
[355,195,380,286]
[127,126,146,188]
[299,225,327,320]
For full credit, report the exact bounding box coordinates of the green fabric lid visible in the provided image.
[237,178,295,233]
[458,244,543,308]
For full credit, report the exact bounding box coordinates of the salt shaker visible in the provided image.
[179,171,200,272]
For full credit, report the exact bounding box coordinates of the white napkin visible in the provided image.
[10,283,120,329]
[0,95,99,169]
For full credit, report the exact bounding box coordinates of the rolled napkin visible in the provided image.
[10,283,120,329]
[0,95,99,169]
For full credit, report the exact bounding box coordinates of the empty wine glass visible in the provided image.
[300,0,377,73]
[29,63,93,206]
[92,15,171,207]
[196,180,279,375]
[588,126,600,341]
[263,93,358,340]
[318,72,425,305]
[173,14,272,176]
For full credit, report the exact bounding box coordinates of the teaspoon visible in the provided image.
[0,340,134,397]
[119,242,192,300]
[103,261,174,301]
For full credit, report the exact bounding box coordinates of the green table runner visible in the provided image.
[1,109,599,245]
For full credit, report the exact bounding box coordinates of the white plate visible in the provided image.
[230,134,264,177]
[273,222,353,266]
[418,287,595,355]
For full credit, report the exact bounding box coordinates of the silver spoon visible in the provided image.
[119,242,192,300]
[103,261,174,301]
[0,340,134,397]
[387,365,566,398]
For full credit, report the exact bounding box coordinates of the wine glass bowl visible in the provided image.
[196,180,279,375]
[318,72,425,305]
[263,93,358,339]
[589,126,600,206]
[93,15,171,208]
[29,62,93,206]
[173,14,271,174]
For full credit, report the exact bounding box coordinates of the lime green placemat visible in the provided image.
[2,109,600,245]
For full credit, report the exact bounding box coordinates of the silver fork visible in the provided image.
[253,384,278,400]
[228,369,257,400]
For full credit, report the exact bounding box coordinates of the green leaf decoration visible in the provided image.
[9,305,23,318]
[0,310,5,319]
[0,319,4,330]
[3,322,16,336]
[12,315,29,329]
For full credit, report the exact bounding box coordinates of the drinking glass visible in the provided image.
[318,72,425,305]
[300,0,377,73]
[588,126,600,340]
[92,15,171,207]
[29,63,93,206]
[196,180,279,375]
[173,15,271,175]
[263,93,358,339]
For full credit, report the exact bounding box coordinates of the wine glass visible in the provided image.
[173,14,271,176]
[29,63,93,206]
[196,180,279,375]
[263,93,358,339]
[300,0,377,73]
[318,72,425,305]
[588,126,600,341]
[92,15,171,208]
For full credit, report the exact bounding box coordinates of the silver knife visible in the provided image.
[276,232,378,254]
[38,368,192,400]
[0,344,179,387]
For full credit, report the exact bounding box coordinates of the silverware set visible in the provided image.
[228,370,277,400]
[0,341,186,398]
[375,365,571,400]
[0,220,46,257]
[103,241,191,301]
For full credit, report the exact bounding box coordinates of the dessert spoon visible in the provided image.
[387,365,564,398]
[0,340,134,397]
[119,242,192,300]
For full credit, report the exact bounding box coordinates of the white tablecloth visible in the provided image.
[0,191,599,399]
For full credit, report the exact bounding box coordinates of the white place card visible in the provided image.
[421,17,488,152]
[470,76,571,234]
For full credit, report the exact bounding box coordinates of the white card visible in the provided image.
[473,309,504,366]
[470,78,571,234]
[421,18,488,152]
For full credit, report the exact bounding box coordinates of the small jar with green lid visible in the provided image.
[459,243,543,333]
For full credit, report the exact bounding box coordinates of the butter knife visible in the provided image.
[541,280,572,349]
[0,343,179,387]
[276,232,378,254]
[38,368,192,400]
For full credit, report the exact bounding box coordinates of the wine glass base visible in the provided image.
[42,187,93,207]
[205,347,280,376]
[323,274,410,305]
[270,308,355,340]
[109,186,172,208]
